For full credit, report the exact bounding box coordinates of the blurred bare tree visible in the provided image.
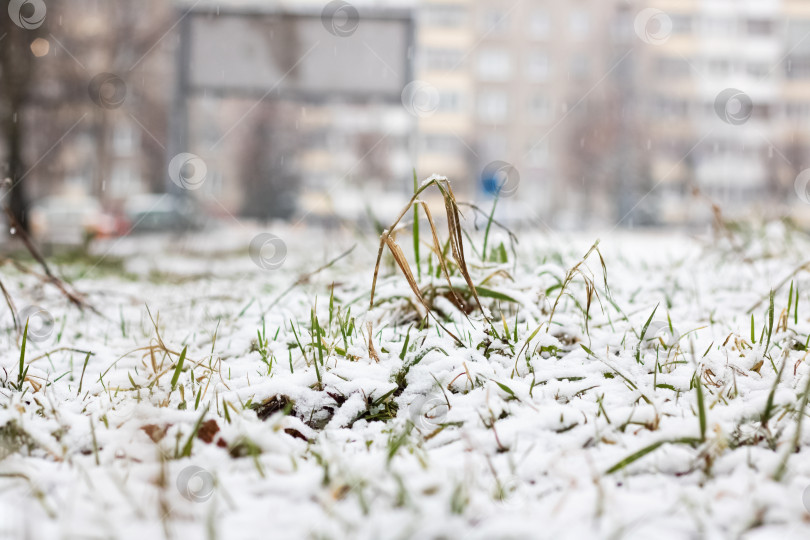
[239,102,301,220]
[0,0,172,233]
[565,98,620,224]
[0,1,46,230]
[43,0,172,195]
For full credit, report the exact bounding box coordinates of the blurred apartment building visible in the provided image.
[8,0,810,229]
[416,0,638,227]
[417,0,810,226]
[625,0,810,225]
[3,0,173,206]
[180,0,416,223]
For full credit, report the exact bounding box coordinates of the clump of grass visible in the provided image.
[251,395,294,421]
[0,420,37,460]
[387,421,413,464]
[516,241,610,369]
[635,304,659,364]
[607,342,711,475]
[773,366,810,481]
[605,436,702,475]
[179,405,210,458]
[350,388,399,427]
[370,176,490,344]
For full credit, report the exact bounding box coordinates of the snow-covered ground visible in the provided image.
[1,219,810,539]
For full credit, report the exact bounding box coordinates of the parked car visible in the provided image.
[122,194,204,233]
[30,195,117,245]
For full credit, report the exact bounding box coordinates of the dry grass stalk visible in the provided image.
[0,275,18,334]
[383,233,462,344]
[3,206,98,315]
[367,322,380,363]
[369,177,488,345]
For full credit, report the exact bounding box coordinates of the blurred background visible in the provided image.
[2,0,810,246]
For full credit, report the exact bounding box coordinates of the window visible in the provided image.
[478,90,509,123]
[747,19,773,36]
[529,10,550,39]
[656,57,690,78]
[670,14,693,34]
[111,164,138,196]
[480,9,509,35]
[422,48,465,71]
[752,105,771,121]
[113,122,137,155]
[528,94,552,121]
[569,11,590,40]
[655,97,689,118]
[477,49,512,81]
[786,56,810,79]
[304,130,330,150]
[611,8,634,41]
[747,62,769,78]
[480,133,508,158]
[703,17,735,37]
[707,58,732,76]
[526,51,550,82]
[437,91,463,113]
[526,139,549,167]
[661,139,693,159]
[421,134,464,154]
[786,102,810,120]
[570,54,590,79]
[422,4,467,27]
[788,21,810,53]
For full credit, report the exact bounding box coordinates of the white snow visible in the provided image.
[0,222,809,539]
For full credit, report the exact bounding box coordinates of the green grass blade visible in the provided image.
[750,313,756,344]
[482,195,499,260]
[412,169,421,281]
[399,326,411,361]
[18,320,29,389]
[77,352,91,396]
[635,304,659,364]
[171,346,187,391]
[474,286,519,304]
[796,282,800,326]
[765,290,774,351]
[774,369,810,481]
[606,437,701,475]
[788,281,794,322]
[761,358,786,428]
[694,371,706,441]
[180,404,210,458]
